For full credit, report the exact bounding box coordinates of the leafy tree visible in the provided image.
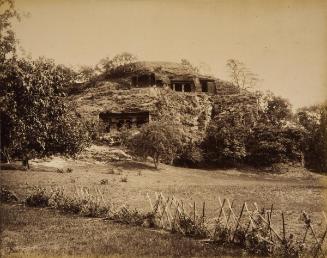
[245,125,303,167]
[98,52,137,75]
[76,65,98,83]
[244,92,303,167]
[127,121,183,168]
[259,93,292,127]
[0,0,19,62]
[180,58,199,74]
[297,103,327,172]
[174,142,204,167]
[0,1,90,167]
[0,57,90,166]
[296,105,320,132]
[202,110,250,165]
[226,59,259,90]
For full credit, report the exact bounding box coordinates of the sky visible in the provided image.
[11,0,327,109]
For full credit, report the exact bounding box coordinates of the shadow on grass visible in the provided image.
[0,162,58,173]
[0,162,26,171]
[113,160,158,171]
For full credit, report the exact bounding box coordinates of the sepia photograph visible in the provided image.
[1,0,327,257]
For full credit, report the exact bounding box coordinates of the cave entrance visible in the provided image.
[131,73,155,87]
[171,80,194,92]
[99,111,150,132]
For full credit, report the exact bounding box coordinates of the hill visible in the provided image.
[69,61,258,142]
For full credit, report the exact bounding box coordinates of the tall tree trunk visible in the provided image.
[22,156,30,170]
[153,153,160,169]
[1,148,11,163]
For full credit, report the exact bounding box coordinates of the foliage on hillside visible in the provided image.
[203,92,305,168]
[203,92,257,165]
[246,125,304,166]
[127,120,184,168]
[73,86,212,142]
[155,89,212,141]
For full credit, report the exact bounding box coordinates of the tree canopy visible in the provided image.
[296,103,327,172]
[0,1,90,166]
[127,120,184,169]
[226,59,259,90]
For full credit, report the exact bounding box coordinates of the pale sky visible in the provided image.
[12,0,327,109]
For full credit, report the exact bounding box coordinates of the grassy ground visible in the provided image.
[0,203,241,257]
[1,145,327,256]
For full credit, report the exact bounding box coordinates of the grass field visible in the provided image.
[1,145,327,256]
[1,203,243,257]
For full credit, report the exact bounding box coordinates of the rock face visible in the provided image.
[72,86,213,142]
[70,61,259,142]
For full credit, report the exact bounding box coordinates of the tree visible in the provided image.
[0,57,90,167]
[296,103,327,172]
[0,1,90,166]
[244,92,303,167]
[226,59,259,90]
[98,52,137,75]
[202,110,250,165]
[127,121,183,168]
[245,125,303,167]
[0,0,19,63]
[180,58,199,74]
[259,93,293,127]
[76,65,98,83]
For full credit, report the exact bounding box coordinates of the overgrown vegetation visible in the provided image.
[22,187,327,257]
[246,125,303,167]
[0,186,18,203]
[0,0,91,166]
[127,120,184,168]
[297,103,327,172]
[201,91,305,168]
[25,186,110,217]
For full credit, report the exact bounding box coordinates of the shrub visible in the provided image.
[100,179,109,185]
[246,125,304,167]
[25,187,49,207]
[202,112,249,166]
[49,188,110,217]
[56,168,73,173]
[127,120,184,168]
[174,142,204,167]
[174,215,209,238]
[109,207,156,227]
[120,176,128,183]
[297,103,327,172]
[0,186,18,203]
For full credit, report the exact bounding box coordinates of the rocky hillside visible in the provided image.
[70,61,259,142]
[70,86,212,142]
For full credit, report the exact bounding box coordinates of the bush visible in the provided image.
[127,120,184,168]
[246,125,303,167]
[297,103,327,172]
[0,187,18,203]
[174,142,204,167]
[100,179,109,185]
[120,176,128,182]
[25,187,49,207]
[202,113,249,166]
